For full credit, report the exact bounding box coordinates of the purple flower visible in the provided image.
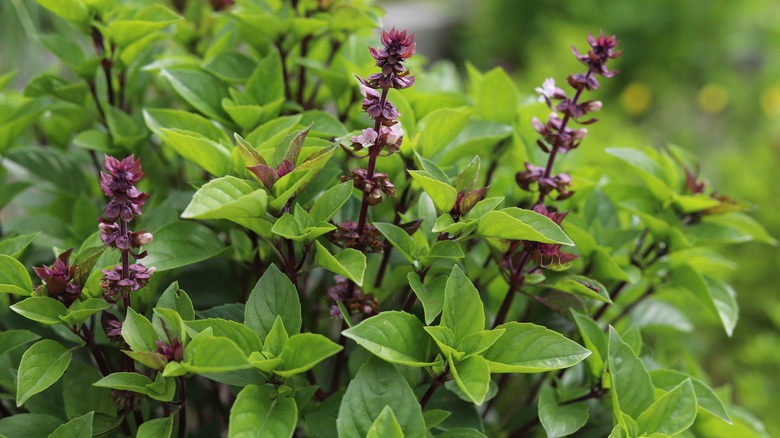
[362,28,416,90]
[359,83,399,120]
[571,31,622,80]
[101,312,124,343]
[155,338,184,362]
[100,155,144,198]
[101,264,155,300]
[33,248,82,307]
[342,169,396,205]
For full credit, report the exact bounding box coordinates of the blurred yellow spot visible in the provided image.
[620,82,652,116]
[697,84,729,114]
[760,84,780,118]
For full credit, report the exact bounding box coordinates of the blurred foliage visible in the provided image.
[450,0,780,435]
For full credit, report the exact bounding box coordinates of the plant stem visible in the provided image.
[537,71,592,205]
[81,324,112,377]
[328,322,348,394]
[492,251,532,329]
[420,368,449,409]
[177,377,187,438]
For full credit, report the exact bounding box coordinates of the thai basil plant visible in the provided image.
[0,0,773,437]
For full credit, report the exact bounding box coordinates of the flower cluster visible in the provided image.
[342,169,396,206]
[329,221,385,252]
[98,155,154,301]
[515,162,573,201]
[365,28,416,90]
[570,31,622,88]
[33,248,81,307]
[327,275,379,318]
[525,205,577,268]
[155,338,184,362]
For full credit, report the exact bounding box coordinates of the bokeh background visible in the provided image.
[2,0,779,434]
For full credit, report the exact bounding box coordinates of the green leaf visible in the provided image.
[62,362,116,419]
[0,330,40,356]
[73,245,106,286]
[343,311,433,367]
[538,385,589,438]
[473,67,518,124]
[123,307,158,352]
[182,331,251,374]
[607,326,655,419]
[314,242,366,286]
[11,296,68,325]
[0,233,38,259]
[16,340,72,406]
[185,318,262,356]
[144,108,232,175]
[649,369,731,424]
[449,355,491,405]
[0,414,61,437]
[35,0,88,24]
[182,176,267,220]
[142,221,224,271]
[137,416,174,438]
[424,325,462,361]
[442,266,484,344]
[94,372,176,401]
[246,50,285,105]
[637,379,696,436]
[374,223,418,263]
[245,264,302,339]
[423,409,451,430]
[408,273,446,325]
[277,333,342,377]
[203,51,255,83]
[482,322,591,373]
[263,316,288,357]
[7,147,87,193]
[157,281,196,321]
[366,406,404,438]
[408,170,458,213]
[689,212,777,246]
[300,111,347,138]
[60,298,110,326]
[49,411,93,438]
[309,181,354,223]
[229,385,297,438]
[160,68,231,125]
[571,309,608,377]
[419,108,471,157]
[337,359,427,438]
[420,240,465,265]
[0,254,33,296]
[606,148,672,201]
[457,329,505,358]
[550,276,612,303]
[704,276,739,337]
[477,208,574,245]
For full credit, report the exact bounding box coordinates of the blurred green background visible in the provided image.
[382,0,780,434]
[2,0,778,434]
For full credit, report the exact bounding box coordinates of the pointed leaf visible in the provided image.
[0,254,33,296]
[539,385,589,438]
[649,369,731,424]
[337,359,426,438]
[343,311,433,367]
[442,266,484,343]
[477,208,573,245]
[314,241,366,286]
[408,170,458,213]
[637,379,697,435]
[229,385,297,438]
[277,333,342,377]
[408,273,446,325]
[48,412,93,438]
[366,406,404,438]
[137,416,174,438]
[449,355,491,405]
[608,326,655,419]
[483,322,590,373]
[16,340,72,406]
[245,264,302,339]
[374,222,418,263]
[182,176,267,220]
[11,296,68,325]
